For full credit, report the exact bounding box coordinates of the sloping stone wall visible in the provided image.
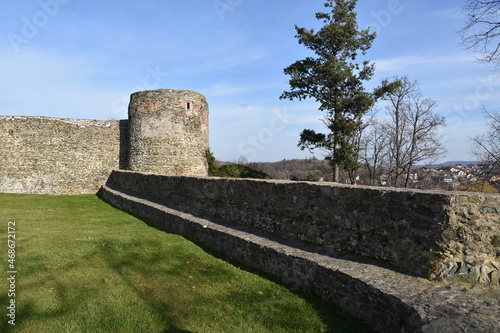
[0,116,126,194]
[104,170,500,285]
[97,183,500,333]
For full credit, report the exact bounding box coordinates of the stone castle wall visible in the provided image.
[1,89,498,284]
[0,89,209,194]
[0,116,126,194]
[103,170,500,285]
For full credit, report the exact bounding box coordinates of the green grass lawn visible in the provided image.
[0,193,373,333]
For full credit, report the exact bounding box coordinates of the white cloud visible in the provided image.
[426,7,464,20]
[204,78,283,98]
[176,48,271,76]
[374,53,473,72]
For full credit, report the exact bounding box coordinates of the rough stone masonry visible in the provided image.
[1,88,499,331]
[0,116,124,194]
[0,89,209,194]
[102,170,500,286]
[98,172,500,333]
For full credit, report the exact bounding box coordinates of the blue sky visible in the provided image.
[1,0,498,163]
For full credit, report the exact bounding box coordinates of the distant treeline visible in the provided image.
[241,158,334,182]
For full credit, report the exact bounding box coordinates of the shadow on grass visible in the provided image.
[0,244,196,333]
[116,214,375,333]
[163,326,193,332]
[0,191,373,333]
[190,242,376,333]
[0,226,372,333]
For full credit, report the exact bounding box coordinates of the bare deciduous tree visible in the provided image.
[361,119,389,186]
[380,76,447,188]
[403,95,447,187]
[470,108,500,174]
[461,0,500,68]
[381,77,417,186]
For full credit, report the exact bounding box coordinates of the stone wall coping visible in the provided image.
[113,169,500,198]
[130,88,205,95]
[0,115,123,125]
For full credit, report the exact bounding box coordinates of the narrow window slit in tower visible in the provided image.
[186,102,192,110]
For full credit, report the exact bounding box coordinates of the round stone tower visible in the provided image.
[127,89,209,176]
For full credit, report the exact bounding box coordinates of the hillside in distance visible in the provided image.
[241,158,334,181]
[237,159,482,183]
[417,161,481,168]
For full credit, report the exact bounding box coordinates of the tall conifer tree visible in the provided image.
[281,0,394,182]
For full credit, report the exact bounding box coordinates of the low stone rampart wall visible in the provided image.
[104,170,500,285]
